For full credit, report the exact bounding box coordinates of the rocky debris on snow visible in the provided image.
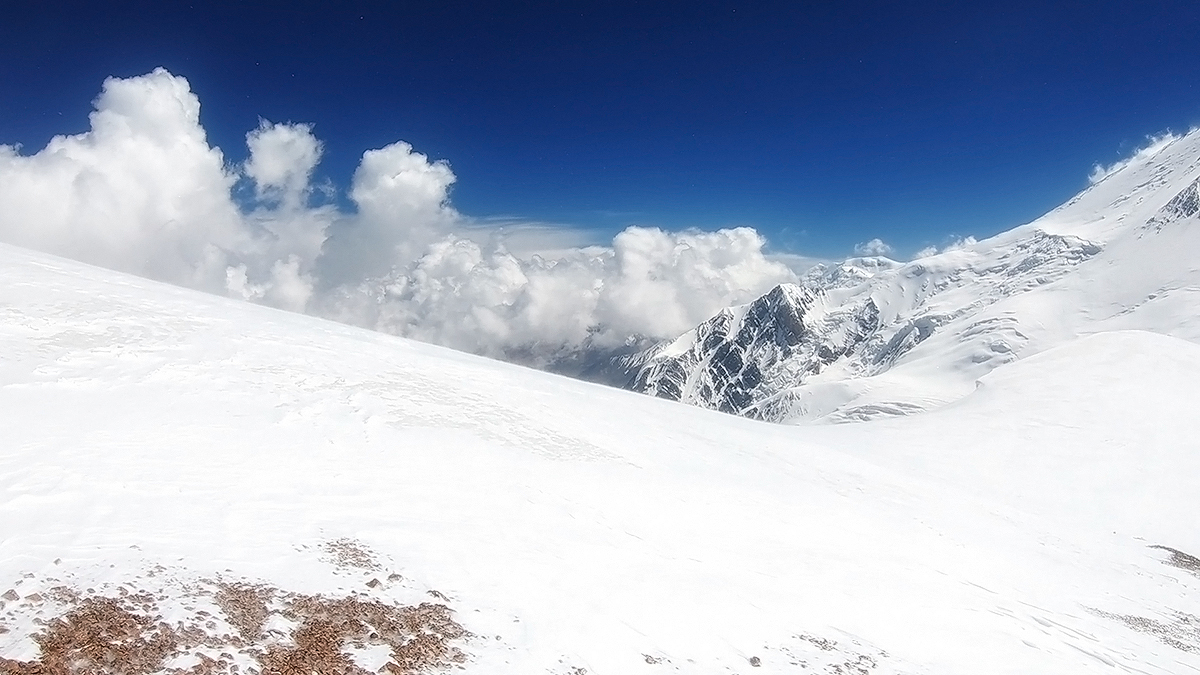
[1151,545,1200,577]
[0,576,470,675]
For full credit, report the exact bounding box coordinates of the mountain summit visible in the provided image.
[624,131,1200,422]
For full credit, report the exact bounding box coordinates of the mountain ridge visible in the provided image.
[620,129,1200,422]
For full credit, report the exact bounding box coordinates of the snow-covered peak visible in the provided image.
[628,282,820,411]
[625,128,1200,423]
[1010,129,1200,242]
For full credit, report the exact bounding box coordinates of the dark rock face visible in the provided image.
[693,285,814,413]
[628,283,881,417]
[1147,177,1200,231]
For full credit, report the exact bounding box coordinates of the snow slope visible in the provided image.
[2,242,1199,674]
[626,130,1200,423]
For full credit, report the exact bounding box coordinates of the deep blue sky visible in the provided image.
[4,1,1200,258]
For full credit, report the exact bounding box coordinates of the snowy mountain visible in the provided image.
[3,232,1200,673]
[625,131,1200,423]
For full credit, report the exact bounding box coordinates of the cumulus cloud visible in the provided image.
[317,141,461,288]
[0,68,797,363]
[943,236,978,252]
[311,225,793,360]
[243,120,322,206]
[853,238,893,256]
[0,69,245,289]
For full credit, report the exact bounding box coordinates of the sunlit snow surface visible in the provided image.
[630,130,1200,423]
[1,242,1198,674]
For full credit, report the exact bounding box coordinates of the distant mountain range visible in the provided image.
[612,130,1200,423]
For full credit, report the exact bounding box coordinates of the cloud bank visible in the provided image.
[0,69,796,362]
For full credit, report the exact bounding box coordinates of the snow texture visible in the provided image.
[3,76,1200,674]
[1,238,1199,674]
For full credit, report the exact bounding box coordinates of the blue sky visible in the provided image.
[5,0,1200,259]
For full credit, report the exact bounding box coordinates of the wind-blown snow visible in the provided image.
[1,242,1198,674]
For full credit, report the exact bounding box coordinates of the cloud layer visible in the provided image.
[0,69,796,361]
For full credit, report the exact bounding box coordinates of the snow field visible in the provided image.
[2,243,1199,673]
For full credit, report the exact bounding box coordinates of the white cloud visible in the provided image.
[316,140,461,288]
[902,236,981,261]
[909,237,978,259]
[853,238,893,256]
[943,236,978,252]
[244,120,323,207]
[312,225,794,360]
[766,252,829,275]
[0,68,246,289]
[462,218,604,260]
[0,68,800,363]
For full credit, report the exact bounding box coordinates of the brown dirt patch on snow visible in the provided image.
[0,596,177,675]
[0,582,469,675]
